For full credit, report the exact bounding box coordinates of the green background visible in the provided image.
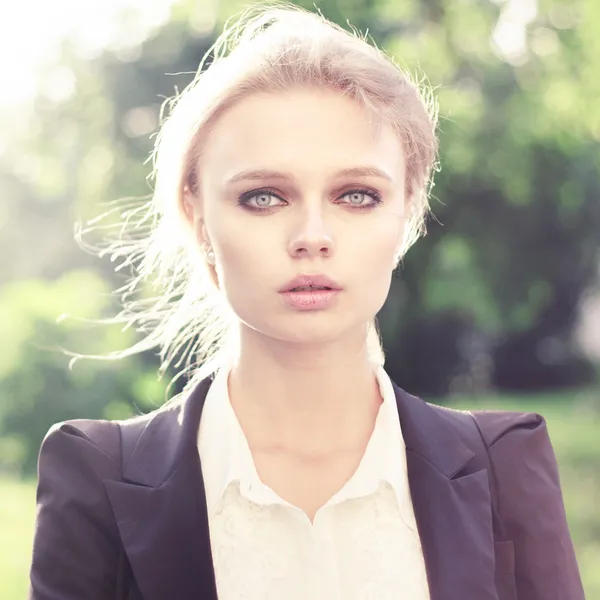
[1,0,599,597]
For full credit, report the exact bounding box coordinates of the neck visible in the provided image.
[226,325,383,455]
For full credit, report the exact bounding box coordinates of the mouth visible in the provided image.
[279,280,341,310]
[287,285,333,292]
[279,274,342,293]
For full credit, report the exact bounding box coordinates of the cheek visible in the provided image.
[213,222,276,303]
[350,212,403,314]
[217,238,259,287]
[355,211,404,270]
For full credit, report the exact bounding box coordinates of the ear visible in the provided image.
[182,186,211,247]
[182,185,199,228]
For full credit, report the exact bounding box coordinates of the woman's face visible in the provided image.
[185,87,407,348]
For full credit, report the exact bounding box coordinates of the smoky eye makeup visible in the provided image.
[338,187,383,207]
[236,188,287,211]
[236,186,384,213]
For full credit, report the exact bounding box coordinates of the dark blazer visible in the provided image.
[29,376,585,600]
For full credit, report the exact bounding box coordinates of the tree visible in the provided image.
[2,0,599,427]
[0,271,166,475]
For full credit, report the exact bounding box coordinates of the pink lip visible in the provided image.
[279,288,341,310]
[279,274,342,293]
[278,274,342,311]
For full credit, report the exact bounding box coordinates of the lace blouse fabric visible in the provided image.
[197,364,431,600]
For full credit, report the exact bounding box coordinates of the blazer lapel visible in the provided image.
[393,383,499,600]
[101,372,499,600]
[103,377,218,600]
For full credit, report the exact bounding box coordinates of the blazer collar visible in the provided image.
[104,374,499,600]
[119,376,213,487]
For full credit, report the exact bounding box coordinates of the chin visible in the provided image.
[268,317,369,347]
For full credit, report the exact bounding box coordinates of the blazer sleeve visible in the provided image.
[475,411,585,600]
[29,420,123,600]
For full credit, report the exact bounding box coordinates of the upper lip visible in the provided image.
[279,274,342,292]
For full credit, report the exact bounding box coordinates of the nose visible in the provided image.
[288,209,334,259]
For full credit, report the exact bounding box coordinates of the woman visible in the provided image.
[29,4,584,600]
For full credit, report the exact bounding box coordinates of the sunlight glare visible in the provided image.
[0,0,177,110]
[491,0,539,65]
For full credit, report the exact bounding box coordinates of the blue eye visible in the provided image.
[237,187,383,213]
[339,188,383,208]
[237,191,286,211]
[254,193,275,207]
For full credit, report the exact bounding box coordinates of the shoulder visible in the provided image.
[457,411,582,597]
[41,397,185,466]
[470,409,546,447]
[425,404,565,514]
[423,403,558,482]
[426,402,547,449]
[468,410,558,474]
[41,418,122,467]
[32,413,162,598]
[36,419,125,520]
[34,406,181,541]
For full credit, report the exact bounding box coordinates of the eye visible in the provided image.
[338,188,382,208]
[237,190,286,211]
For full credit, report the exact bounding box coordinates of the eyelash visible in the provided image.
[237,187,383,212]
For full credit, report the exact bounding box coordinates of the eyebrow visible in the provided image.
[224,166,393,185]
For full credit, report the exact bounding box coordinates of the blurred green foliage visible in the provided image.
[0,0,599,469]
[0,0,599,596]
[0,271,167,475]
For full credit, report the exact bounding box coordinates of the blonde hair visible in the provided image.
[83,3,439,392]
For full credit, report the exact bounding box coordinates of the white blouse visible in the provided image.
[197,363,430,600]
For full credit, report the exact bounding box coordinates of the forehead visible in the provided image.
[198,88,405,186]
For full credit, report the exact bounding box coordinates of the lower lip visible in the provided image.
[279,289,341,310]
